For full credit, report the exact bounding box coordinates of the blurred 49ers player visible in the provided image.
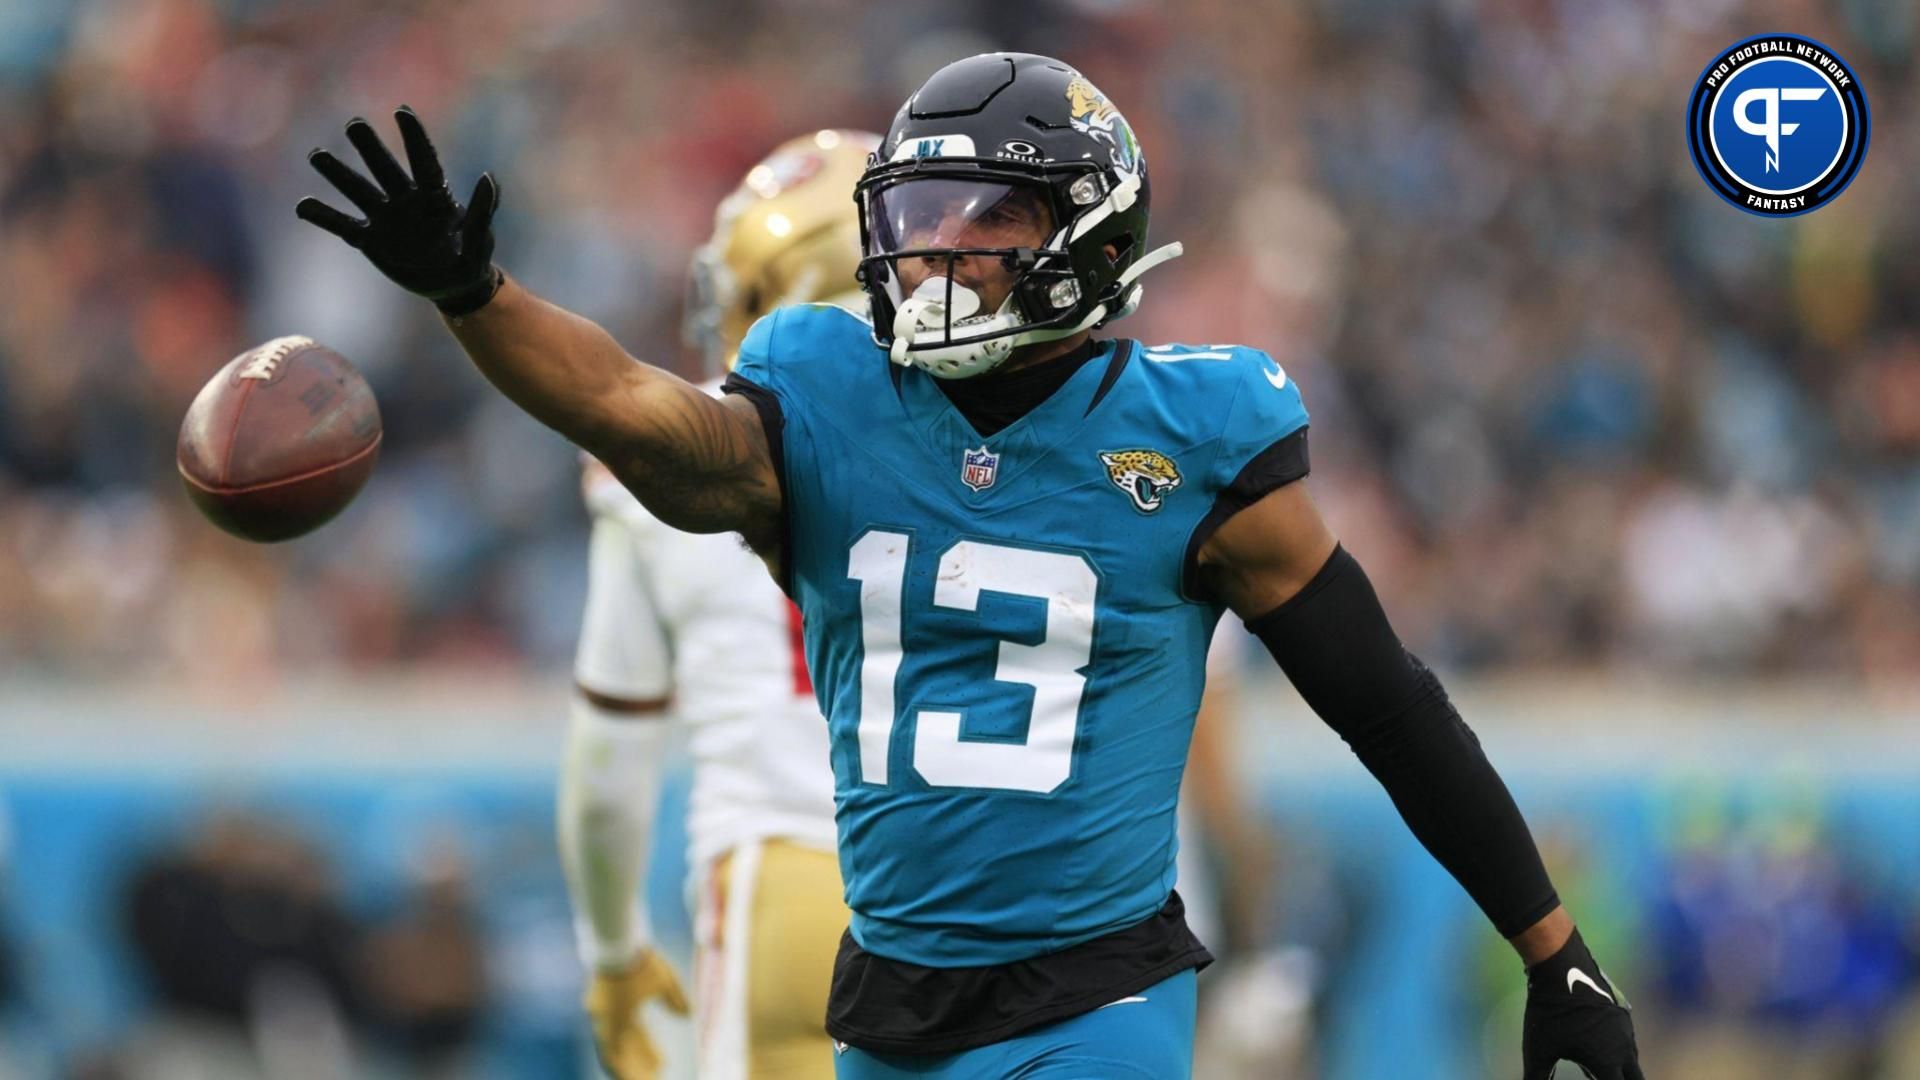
[556,129,878,1080]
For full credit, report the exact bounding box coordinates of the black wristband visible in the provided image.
[1248,546,1559,938]
[433,264,504,317]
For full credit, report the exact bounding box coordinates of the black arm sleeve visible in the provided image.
[1246,545,1559,938]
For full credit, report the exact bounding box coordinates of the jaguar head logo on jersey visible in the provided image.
[962,445,1001,492]
[1685,34,1869,217]
[1099,449,1182,514]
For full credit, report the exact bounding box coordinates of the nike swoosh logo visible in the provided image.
[1098,996,1149,1009]
[1566,967,1614,1005]
[1263,361,1288,389]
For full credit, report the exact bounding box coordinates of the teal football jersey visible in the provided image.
[731,304,1308,967]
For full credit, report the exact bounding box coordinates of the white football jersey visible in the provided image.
[576,401,837,869]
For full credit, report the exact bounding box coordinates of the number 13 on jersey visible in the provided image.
[847,530,1099,794]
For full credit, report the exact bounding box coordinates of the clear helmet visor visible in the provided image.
[865,177,1058,327]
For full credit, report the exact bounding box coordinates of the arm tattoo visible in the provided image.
[598,381,780,547]
[438,280,779,549]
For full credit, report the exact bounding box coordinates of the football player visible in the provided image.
[556,130,877,1080]
[299,53,1644,1079]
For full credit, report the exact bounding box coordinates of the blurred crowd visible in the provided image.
[0,776,1914,1078]
[2,0,1918,683]
[99,812,486,1080]
[0,782,596,1080]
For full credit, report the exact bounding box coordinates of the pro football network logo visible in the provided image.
[961,445,1000,492]
[1099,449,1182,514]
[1686,34,1868,217]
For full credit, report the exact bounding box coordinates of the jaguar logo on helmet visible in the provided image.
[1065,75,1140,171]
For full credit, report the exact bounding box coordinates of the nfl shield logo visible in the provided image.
[961,445,1000,492]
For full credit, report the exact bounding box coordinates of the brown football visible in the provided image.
[177,335,382,543]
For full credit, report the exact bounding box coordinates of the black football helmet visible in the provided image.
[855,53,1183,378]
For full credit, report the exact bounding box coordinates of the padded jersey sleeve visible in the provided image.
[1181,348,1312,598]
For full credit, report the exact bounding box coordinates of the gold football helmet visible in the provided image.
[685,129,881,375]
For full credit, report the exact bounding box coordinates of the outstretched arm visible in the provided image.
[1196,481,1642,1079]
[295,107,780,553]
[443,279,781,549]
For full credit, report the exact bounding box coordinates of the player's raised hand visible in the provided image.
[297,106,503,315]
[584,949,691,1080]
[1521,930,1645,1080]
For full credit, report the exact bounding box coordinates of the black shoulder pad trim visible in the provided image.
[1083,339,1137,416]
[1181,426,1311,601]
[721,371,793,597]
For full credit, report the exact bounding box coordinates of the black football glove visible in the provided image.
[296,106,503,315]
[1522,929,1644,1080]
